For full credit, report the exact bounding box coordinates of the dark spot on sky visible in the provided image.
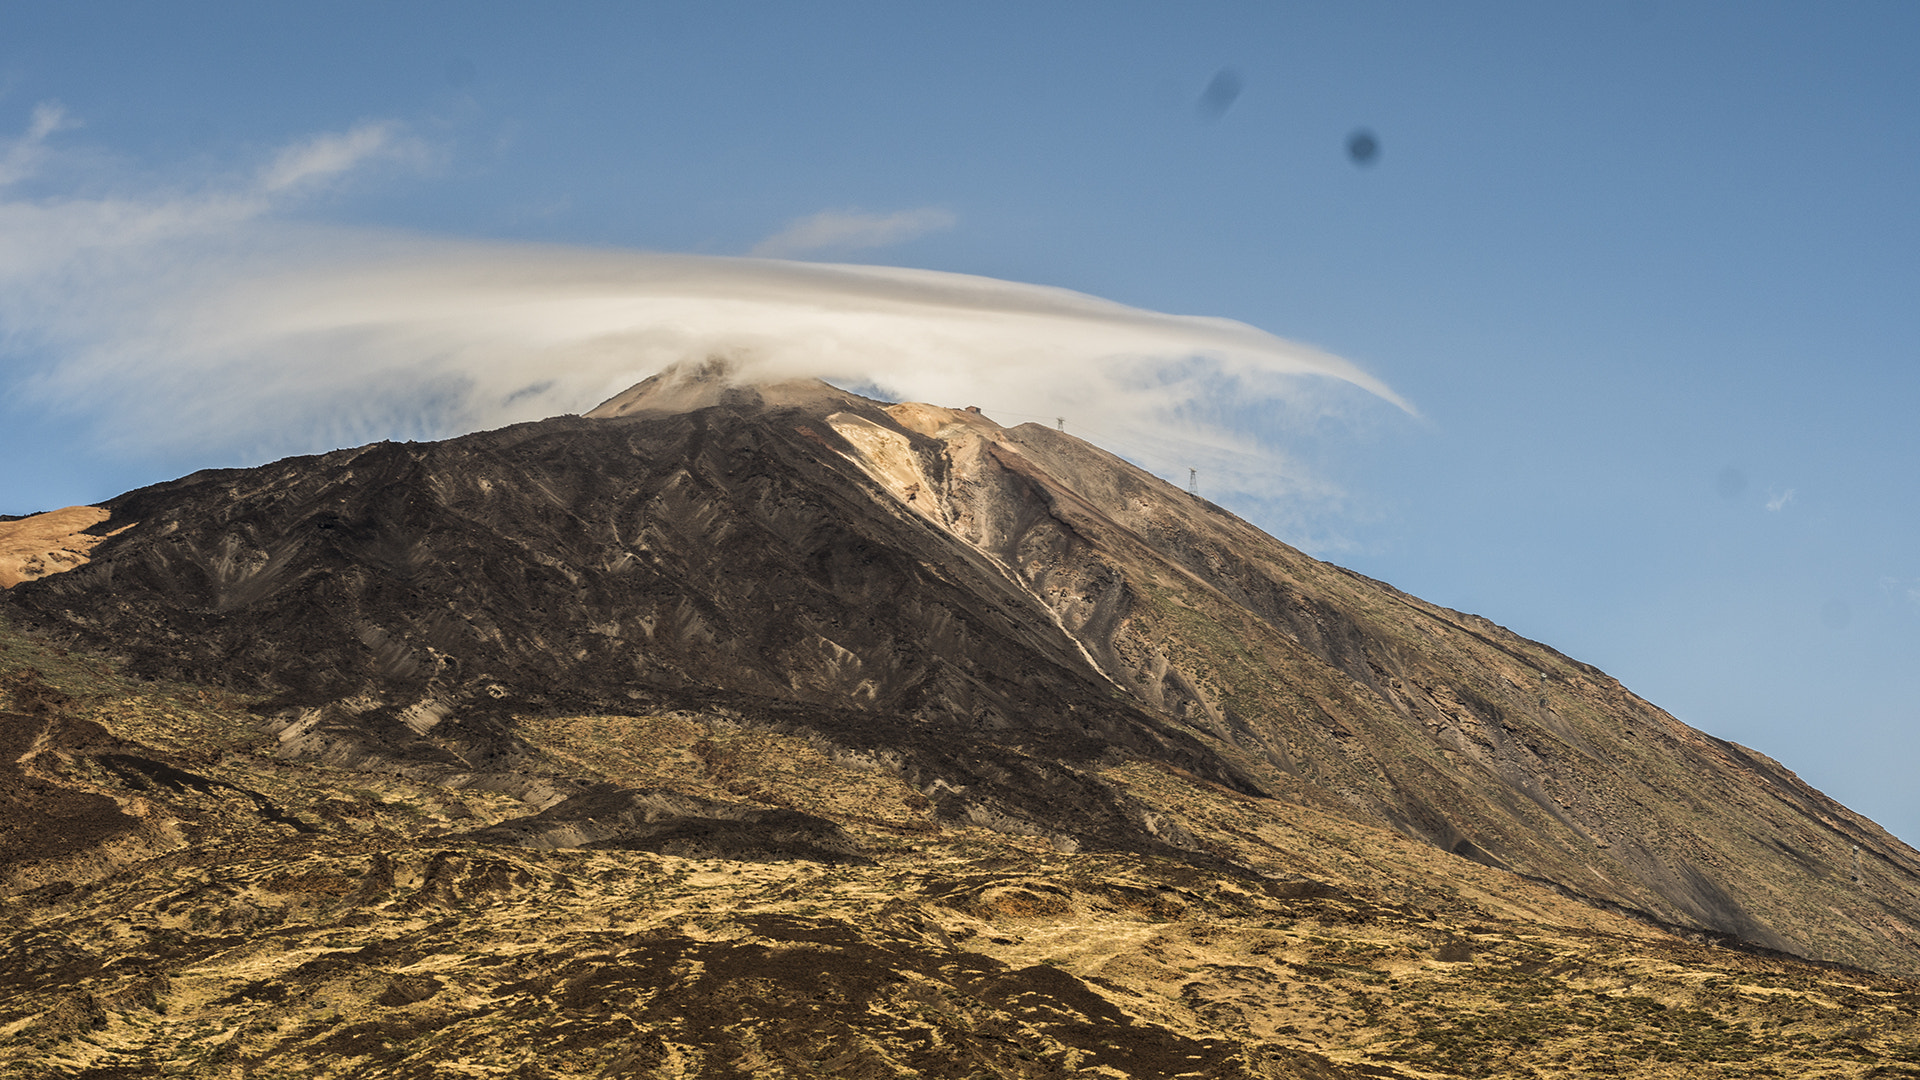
[1716,466,1748,499]
[1196,69,1243,121]
[1347,128,1380,166]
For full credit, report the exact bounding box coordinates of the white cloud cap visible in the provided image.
[0,112,1412,533]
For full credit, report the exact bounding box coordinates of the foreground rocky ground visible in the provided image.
[6,617,1920,1080]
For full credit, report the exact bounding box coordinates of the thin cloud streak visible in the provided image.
[0,114,1412,526]
[751,207,957,257]
[258,121,406,192]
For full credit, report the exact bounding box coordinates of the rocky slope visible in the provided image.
[5,364,1919,987]
[3,624,1920,1079]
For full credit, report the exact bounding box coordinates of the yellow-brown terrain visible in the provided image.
[0,508,126,590]
[4,622,1920,1079]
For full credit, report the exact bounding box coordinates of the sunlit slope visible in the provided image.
[884,407,1920,974]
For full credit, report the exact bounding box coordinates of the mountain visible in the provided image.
[4,363,1919,1077]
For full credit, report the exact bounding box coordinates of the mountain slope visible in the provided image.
[6,619,1920,1079]
[6,368,1918,977]
[884,406,1920,968]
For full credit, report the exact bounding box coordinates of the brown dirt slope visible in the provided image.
[0,507,122,589]
[3,617,1920,1079]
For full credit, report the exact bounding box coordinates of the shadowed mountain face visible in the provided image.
[8,368,1920,976]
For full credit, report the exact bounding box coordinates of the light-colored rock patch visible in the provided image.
[0,506,130,588]
[826,412,941,521]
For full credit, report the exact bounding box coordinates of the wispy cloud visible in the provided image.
[1877,577,1920,608]
[751,207,956,258]
[0,113,1412,530]
[1766,487,1796,512]
[258,121,407,192]
[0,102,72,188]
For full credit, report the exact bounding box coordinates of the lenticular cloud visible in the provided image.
[204,239,1411,426]
[0,114,1411,515]
[12,235,1410,503]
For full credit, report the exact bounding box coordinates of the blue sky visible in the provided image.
[4,3,1917,842]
